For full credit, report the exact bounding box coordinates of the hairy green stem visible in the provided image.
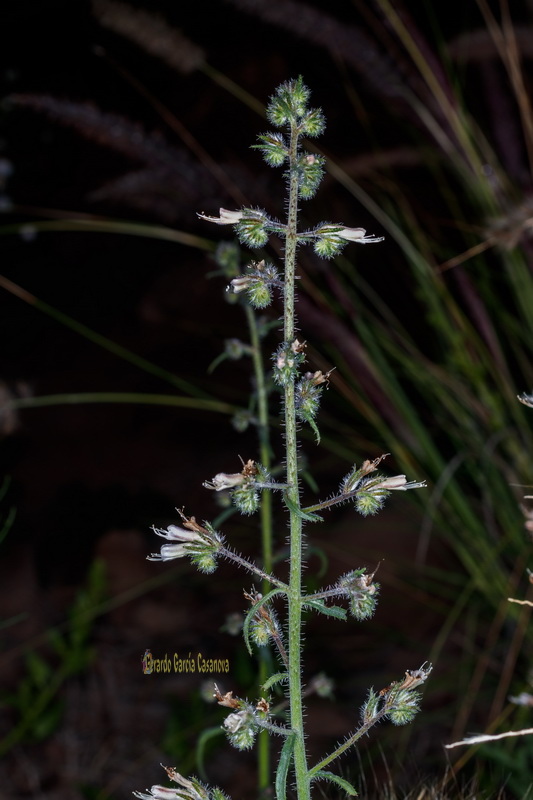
[284,118,311,800]
[244,304,274,791]
[256,720,294,737]
[245,304,274,575]
[303,485,383,514]
[308,701,397,778]
[219,546,287,590]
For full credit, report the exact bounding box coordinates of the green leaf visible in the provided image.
[307,416,321,444]
[301,468,319,494]
[284,492,323,522]
[26,652,52,688]
[31,701,64,742]
[48,628,68,658]
[305,545,329,579]
[312,770,358,796]
[303,600,347,621]
[242,588,286,656]
[195,725,224,780]
[275,733,296,800]
[262,671,289,692]
[0,505,16,546]
[0,612,27,632]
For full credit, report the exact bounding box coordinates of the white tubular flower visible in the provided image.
[197,208,243,225]
[509,692,533,706]
[224,711,246,733]
[164,768,207,800]
[203,472,246,491]
[133,787,182,800]
[147,525,204,561]
[154,524,204,541]
[222,707,258,750]
[147,544,189,561]
[373,475,427,491]
[336,226,384,244]
[518,392,533,408]
[228,276,251,294]
[133,768,207,800]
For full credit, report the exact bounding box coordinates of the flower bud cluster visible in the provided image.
[355,473,426,516]
[203,460,273,516]
[254,77,326,198]
[228,260,280,309]
[133,765,229,800]
[235,208,271,249]
[309,672,335,700]
[253,131,288,167]
[231,482,260,516]
[197,208,276,250]
[295,152,325,199]
[214,240,240,279]
[312,223,385,259]
[231,408,254,433]
[386,688,422,726]
[245,589,281,648]
[273,339,306,386]
[340,456,426,517]
[361,688,381,726]
[147,516,223,574]
[361,663,432,728]
[338,567,379,620]
[353,475,390,516]
[214,686,268,752]
[341,456,388,494]
[266,76,325,138]
[223,705,259,750]
[224,339,252,360]
[295,370,331,440]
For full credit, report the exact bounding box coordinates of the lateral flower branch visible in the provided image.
[137,77,428,800]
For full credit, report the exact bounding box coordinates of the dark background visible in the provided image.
[1,2,533,798]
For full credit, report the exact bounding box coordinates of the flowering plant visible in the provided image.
[136,77,429,800]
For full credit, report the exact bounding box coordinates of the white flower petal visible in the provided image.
[374,475,426,491]
[224,711,245,732]
[330,225,384,244]
[197,208,243,225]
[203,472,245,491]
[147,543,188,561]
[153,525,203,543]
